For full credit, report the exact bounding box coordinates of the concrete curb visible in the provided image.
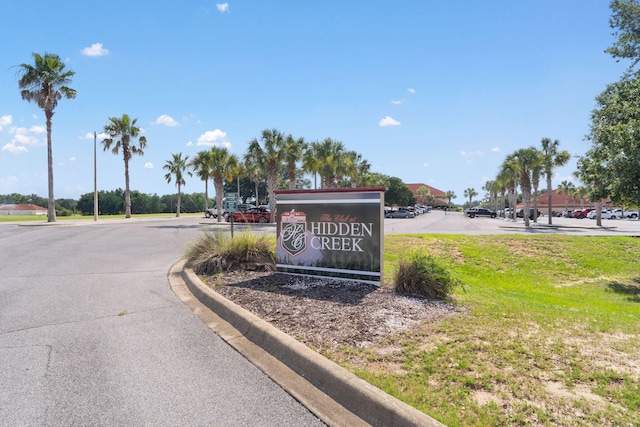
[169,260,445,427]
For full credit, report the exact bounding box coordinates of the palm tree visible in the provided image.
[209,146,238,222]
[302,142,323,189]
[164,152,191,217]
[512,147,542,227]
[444,190,456,206]
[498,155,519,220]
[17,52,76,222]
[557,180,576,212]
[190,150,214,210]
[464,187,478,207]
[416,186,431,205]
[101,114,147,219]
[353,157,372,188]
[531,154,544,223]
[540,138,570,224]
[245,129,286,221]
[245,161,262,204]
[283,134,306,190]
[315,138,346,188]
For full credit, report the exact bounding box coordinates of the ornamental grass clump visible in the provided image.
[185,229,275,275]
[394,249,460,299]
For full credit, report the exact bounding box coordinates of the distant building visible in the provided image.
[517,190,591,213]
[405,183,448,206]
[0,204,48,216]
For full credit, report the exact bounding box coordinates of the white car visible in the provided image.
[587,210,616,219]
[625,210,639,219]
[613,209,639,219]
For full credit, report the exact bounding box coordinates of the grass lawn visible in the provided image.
[329,234,640,426]
[0,212,203,222]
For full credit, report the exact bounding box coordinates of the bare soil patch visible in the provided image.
[203,271,461,353]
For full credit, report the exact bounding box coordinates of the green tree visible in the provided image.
[302,140,323,189]
[416,186,431,205]
[606,0,640,74]
[101,114,147,219]
[283,134,306,190]
[557,180,576,212]
[210,146,238,222]
[443,190,456,208]
[17,52,76,222]
[530,156,543,223]
[191,150,213,210]
[385,177,417,207]
[164,152,192,217]
[512,147,543,227]
[498,155,519,220]
[576,148,610,226]
[344,150,371,188]
[585,76,640,206]
[540,138,570,224]
[463,188,478,207]
[245,129,286,222]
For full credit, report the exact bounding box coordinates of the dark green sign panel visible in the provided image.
[275,188,384,285]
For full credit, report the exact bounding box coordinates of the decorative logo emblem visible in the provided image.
[279,210,307,257]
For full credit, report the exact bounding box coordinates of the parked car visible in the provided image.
[204,208,222,218]
[385,208,415,218]
[562,210,574,218]
[464,207,497,218]
[516,208,542,220]
[587,209,616,219]
[624,210,639,219]
[572,208,594,219]
[226,206,272,223]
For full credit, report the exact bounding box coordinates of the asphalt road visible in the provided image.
[1,212,638,426]
[0,218,324,427]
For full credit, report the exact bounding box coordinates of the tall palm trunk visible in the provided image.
[124,157,131,218]
[176,184,182,217]
[46,111,56,222]
[267,169,278,223]
[214,177,225,223]
[546,176,553,225]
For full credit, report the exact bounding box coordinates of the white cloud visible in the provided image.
[391,100,404,105]
[491,146,501,153]
[81,43,109,57]
[217,3,229,13]
[69,157,76,161]
[460,150,483,164]
[1,125,47,153]
[423,162,430,167]
[2,142,28,154]
[80,131,110,140]
[460,150,483,158]
[379,116,401,127]
[0,114,12,130]
[152,114,179,127]
[144,162,154,169]
[196,129,231,147]
[407,88,416,94]
[186,141,194,147]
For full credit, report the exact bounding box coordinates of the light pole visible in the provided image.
[93,131,98,221]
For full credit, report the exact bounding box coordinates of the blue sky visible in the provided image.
[0,1,629,204]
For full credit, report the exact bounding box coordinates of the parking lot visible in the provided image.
[383,209,640,236]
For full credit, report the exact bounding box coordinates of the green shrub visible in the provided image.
[394,248,460,299]
[185,229,276,275]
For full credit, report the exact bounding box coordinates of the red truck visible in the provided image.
[226,206,272,223]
